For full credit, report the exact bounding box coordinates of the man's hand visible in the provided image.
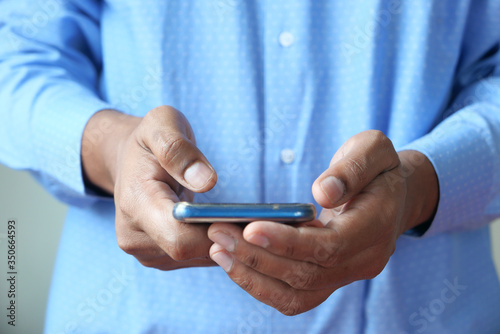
[207,130,438,315]
[82,106,217,270]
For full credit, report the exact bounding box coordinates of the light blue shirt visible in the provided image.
[1,1,500,333]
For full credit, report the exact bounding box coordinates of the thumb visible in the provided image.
[312,130,399,208]
[139,105,217,192]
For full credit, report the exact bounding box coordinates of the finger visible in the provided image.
[139,105,217,192]
[141,179,215,261]
[209,220,394,290]
[209,243,334,316]
[116,164,213,263]
[242,220,345,267]
[209,223,336,290]
[244,175,403,267]
[209,223,304,277]
[312,130,400,208]
[116,192,214,270]
[118,228,214,270]
[209,221,391,291]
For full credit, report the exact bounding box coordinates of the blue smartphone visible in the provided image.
[172,202,316,223]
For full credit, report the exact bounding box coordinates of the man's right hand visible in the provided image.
[82,106,217,270]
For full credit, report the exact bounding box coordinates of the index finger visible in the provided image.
[115,150,213,263]
[140,179,214,262]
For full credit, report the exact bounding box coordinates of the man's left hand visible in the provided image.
[208,130,439,315]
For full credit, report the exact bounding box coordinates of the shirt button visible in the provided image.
[280,149,295,164]
[279,31,294,47]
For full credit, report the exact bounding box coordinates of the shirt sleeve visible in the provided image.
[402,43,500,236]
[0,0,114,207]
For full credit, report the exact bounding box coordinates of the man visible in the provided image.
[1,1,499,333]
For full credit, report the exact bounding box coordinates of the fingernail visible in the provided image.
[184,161,214,190]
[211,250,233,272]
[320,176,345,205]
[246,233,269,248]
[210,232,236,252]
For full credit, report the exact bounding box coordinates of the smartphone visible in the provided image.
[173,202,316,223]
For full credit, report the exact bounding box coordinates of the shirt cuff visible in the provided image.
[32,84,115,207]
[399,104,498,237]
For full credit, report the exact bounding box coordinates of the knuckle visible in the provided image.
[278,296,304,316]
[168,246,193,261]
[143,106,165,127]
[115,185,141,219]
[236,277,256,294]
[138,258,159,269]
[166,237,193,262]
[369,130,399,167]
[241,252,261,269]
[321,251,340,268]
[366,130,392,152]
[116,199,132,219]
[369,129,389,146]
[286,269,317,290]
[148,105,178,119]
[344,156,369,186]
[115,214,139,255]
[115,191,130,214]
[314,232,341,268]
[284,244,297,258]
[168,247,188,262]
[116,233,138,255]
[158,133,188,167]
[116,238,132,254]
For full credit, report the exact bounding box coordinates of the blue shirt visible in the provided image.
[1,1,500,333]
